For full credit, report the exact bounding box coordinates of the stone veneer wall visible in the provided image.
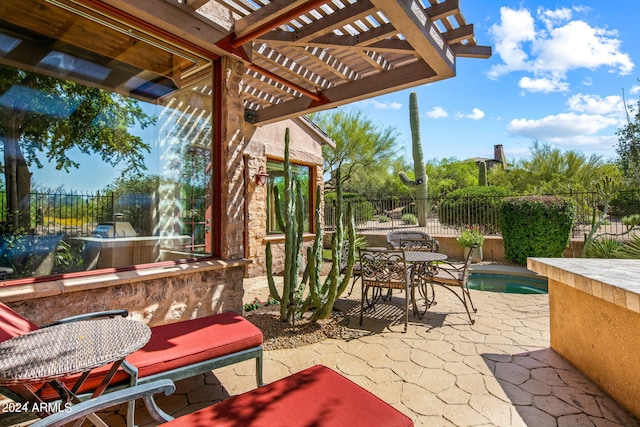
[2,261,247,327]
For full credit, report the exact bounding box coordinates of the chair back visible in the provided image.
[459,244,478,284]
[399,237,437,252]
[386,230,439,252]
[358,248,409,290]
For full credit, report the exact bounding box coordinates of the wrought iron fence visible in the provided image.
[0,190,207,247]
[324,190,640,240]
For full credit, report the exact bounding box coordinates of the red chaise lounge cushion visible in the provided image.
[163,364,414,427]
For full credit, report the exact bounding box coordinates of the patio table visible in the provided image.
[404,251,447,317]
[0,316,150,426]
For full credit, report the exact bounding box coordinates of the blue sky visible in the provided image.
[351,0,640,165]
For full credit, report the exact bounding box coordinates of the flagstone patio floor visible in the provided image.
[109,274,640,427]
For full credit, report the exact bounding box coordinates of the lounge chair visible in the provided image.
[0,303,263,426]
[29,365,414,427]
[386,230,439,252]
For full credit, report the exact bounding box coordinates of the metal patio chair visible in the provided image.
[358,248,410,332]
[428,244,478,324]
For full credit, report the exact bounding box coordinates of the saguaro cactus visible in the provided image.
[478,160,487,186]
[399,92,428,226]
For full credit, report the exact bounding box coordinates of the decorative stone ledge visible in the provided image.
[0,259,250,303]
[528,258,640,314]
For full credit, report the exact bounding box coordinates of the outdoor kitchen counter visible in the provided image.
[528,258,640,420]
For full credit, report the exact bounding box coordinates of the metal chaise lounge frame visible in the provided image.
[0,303,263,427]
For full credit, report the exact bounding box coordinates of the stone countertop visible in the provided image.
[528,258,640,314]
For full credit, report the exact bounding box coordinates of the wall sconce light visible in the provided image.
[255,166,269,186]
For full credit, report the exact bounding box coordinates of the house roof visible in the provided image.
[104,0,491,125]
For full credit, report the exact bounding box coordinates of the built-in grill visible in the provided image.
[92,222,138,238]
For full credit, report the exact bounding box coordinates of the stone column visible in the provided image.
[218,56,247,260]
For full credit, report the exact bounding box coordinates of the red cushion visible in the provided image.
[126,311,263,378]
[38,312,262,400]
[0,302,39,343]
[164,365,414,427]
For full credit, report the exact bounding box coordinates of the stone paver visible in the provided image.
[43,274,639,427]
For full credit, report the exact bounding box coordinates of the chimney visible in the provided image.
[494,144,507,169]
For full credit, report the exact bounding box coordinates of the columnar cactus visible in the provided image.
[478,161,487,186]
[266,128,306,324]
[399,92,428,226]
[304,167,356,321]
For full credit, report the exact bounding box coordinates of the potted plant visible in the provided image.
[457,225,485,262]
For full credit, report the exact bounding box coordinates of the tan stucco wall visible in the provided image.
[549,279,640,419]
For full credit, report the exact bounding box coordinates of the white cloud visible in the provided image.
[631,85,640,95]
[507,113,619,140]
[367,100,402,110]
[465,108,485,120]
[425,106,448,119]
[519,76,569,93]
[567,94,624,116]
[488,6,634,92]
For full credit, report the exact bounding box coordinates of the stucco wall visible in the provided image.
[549,279,640,419]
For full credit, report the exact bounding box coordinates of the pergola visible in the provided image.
[96,0,491,124]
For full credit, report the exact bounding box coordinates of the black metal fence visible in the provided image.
[0,190,207,246]
[324,190,640,239]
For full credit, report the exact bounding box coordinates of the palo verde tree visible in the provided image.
[309,109,400,192]
[0,64,155,232]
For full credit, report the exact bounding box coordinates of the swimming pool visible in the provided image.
[468,273,548,294]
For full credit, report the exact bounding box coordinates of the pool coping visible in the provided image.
[470,263,547,280]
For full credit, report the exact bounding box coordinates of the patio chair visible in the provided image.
[29,365,414,427]
[0,303,263,427]
[428,244,478,324]
[358,248,410,332]
[386,230,439,252]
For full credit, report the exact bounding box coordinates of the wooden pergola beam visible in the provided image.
[252,59,438,125]
[369,0,455,77]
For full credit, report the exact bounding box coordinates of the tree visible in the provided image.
[0,64,154,232]
[489,142,621,194]
[424,158,478,198]
[309,109,401,192]
[616,89,640,183]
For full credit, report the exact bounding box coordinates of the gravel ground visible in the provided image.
[245,309,345,350]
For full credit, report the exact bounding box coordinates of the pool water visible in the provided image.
[468,273,548,294]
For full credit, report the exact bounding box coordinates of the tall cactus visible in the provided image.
[266,128,306,324]
[478,160,487,186]
[304,167,356,321]
[399,92,428,226]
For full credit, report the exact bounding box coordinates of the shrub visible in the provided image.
[456,225,485,248]
[438,186,512,234]
[378,215,390,223]
[610,188,640,218]
[619,234,640,259]
[499,196,576,265]
[584,237,623,258]
[401,213,417,224]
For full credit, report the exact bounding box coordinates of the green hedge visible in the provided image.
[500,196,576,265]
[610,188,640,218]
[437,186,512,234]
